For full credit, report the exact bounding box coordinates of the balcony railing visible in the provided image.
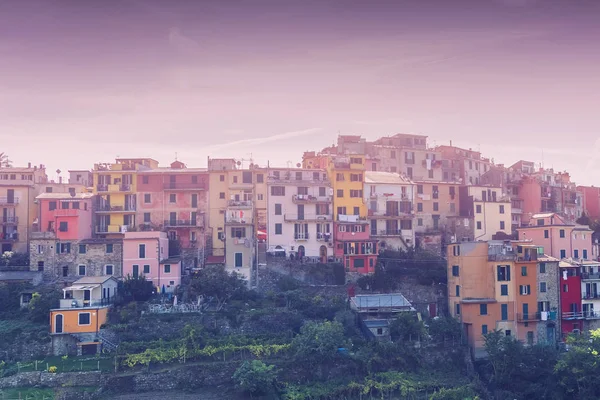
[517,312,542,322]
[0,232,18,241]
[96,204,136,212]
[227,200,253,208]
[582,273,600,280]
[294,233,310,240]
[562,311,586,320]
[488,253,517,261]
[1,217,18,225]
[59,298,113,309]
[0,197,19,205]
[583,292,600,299]
[119,184,132,192]
[96,184,109,192]
[163,182,206,190]
[316,233,332,242]
[373,229,406,237]
[292,194,332,203]
[268,176,329,184]
[284,214,332,222]
[164,219,200,227]
[95,224,133,234]
[54,209,81,217]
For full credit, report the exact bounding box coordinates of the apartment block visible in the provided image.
[137,160,208,271]
[225,199,255,283]
[578,185,600,220]
[364,171,415,250]
[437,144,493,186]
[458,185,512,241]
[266,168,333,261]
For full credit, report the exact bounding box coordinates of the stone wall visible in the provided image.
[0,371,102,389]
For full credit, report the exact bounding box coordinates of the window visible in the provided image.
[499,205,505,214]
[59,221,68,232]
[563,284,568,292]
[319,187,326,197]
[78,265,86,276]
[480,304,488,315]
[574,249,579,259]
[521,266,527,276]
[164,264,171,273]
[270,203,281,216]
[220,174,225,182]
[456,303,461,315]
[257,174,264,183]
[417,185,423,194]
[234,253,243,267]
[143,212,151,223]
[428,169,434,179]
[560,249,566,259]
[139,244,146,258]
[481,324,488,335]
[500,221,506,231]
[219,192,225,199]
[191,194,198,208]
[544,229,549,238]
[56,243,71,254]
[417,218,423,226]
[453,245,461,256]
[275,224,282,235]
[143,265,150,274]
[391,150,396,159]
[79,244,86,254]
[539,262,546,273]
[519,285,531,295]
[105,265,113,275]
[476,204,482,214]
[455,285,460,297]
[353,207,360,215]
[48,201,57,211]
[501,304,508,321]
[353,258,365,269]
[560,229,565,238]
[142,175,149,184]
[132,265,139,278]
[350,190,362,198]
[476,221,482,230]
[106,244,113,253]
[144,193,151,203]
[497,265,511,281]
[271,186,285,196]
[60,201,69,209]
[433,202,439,211]
[242,171,252,184]
[169,194,176,203]
[350,157,362,164]
[584,249,588,259]
[417,203,423,212]
[350,173,362,182]
[501,284,508,296]
[452,265,460,276]
[337,189,344,198]
[432,186,439,199]
[72,202,80,209]
[233,176,238,183]
[78,313,91,325]
[297,186,308,195]
[540,282,547,292]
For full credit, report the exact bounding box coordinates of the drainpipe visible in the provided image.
[156,237,161,293]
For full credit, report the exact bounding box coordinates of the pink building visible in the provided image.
[517,213,593,260]
[578,186,600,220]
[36,193,94,240]
[123,231,181,292]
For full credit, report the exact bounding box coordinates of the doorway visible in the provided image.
[297,245,305,259]
[55,314,63,334]
[319,245,327,263]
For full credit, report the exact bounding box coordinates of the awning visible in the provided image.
[63,284,100,291]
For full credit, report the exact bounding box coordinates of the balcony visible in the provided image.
[562,311,586,320]
[59,298,113,309]
[229,181,254,190]
[227,200,253,208]
[268,175,330,185]
[488,253,516,262]
[119,184,132,192]
[372,229,407,237]
[54,209,81,217]
[96,224,132,234]
[0,232,18,241]
[294,233,310,241]
[96,184,109,192]
[584,311,600,320]
[316,233,332,242]
[369,210,413,219]
[96,204,136,213]
[292,194,332,204]
[163,182,206,191]
[517,312,542,322]
[583,292,600,299]
[1,217,18,225]
[164,219,202,228]
[337,214,369,224]
[30,231,55,239]
[582,273,600,280]
[284,213,332,222]
[0,197,18,206]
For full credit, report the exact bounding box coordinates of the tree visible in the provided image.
[0,152,12,168]
[389,313,427,342]
[188,266,247,311]
[555,329,600,399]
[121,275,154,302]
[232,360,278,397]
[292,320,345,365]
[576,212,591,227]
[28,290,60,323]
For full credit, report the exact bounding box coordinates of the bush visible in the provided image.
[28,290,61,324]
[48,366,57,373]
[232,360,278,396]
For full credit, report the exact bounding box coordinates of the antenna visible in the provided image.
[175,152,178,161]
[541,148,544,169]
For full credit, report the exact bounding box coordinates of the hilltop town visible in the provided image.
[2,133,600,399]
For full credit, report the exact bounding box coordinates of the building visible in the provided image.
[578,185,600,220]
[123,231,181,292]
[68,170,93,187]
[517,213,593,260]
[207,158,267,261]
[93,158,159,236]
[50,275,118,355]
[458,185,512,241]
[0,164,48,253]
[536,254,561,344]
[225,199,255,283]
[266,168,333,261]
[136,161,208,271]
[448,241,556,358]
[364,171,415,251]
[437,144,493,185]
[350,293,415,341]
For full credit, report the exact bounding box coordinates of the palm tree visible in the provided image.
[0,152,12,168]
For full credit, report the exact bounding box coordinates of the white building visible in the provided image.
[225,200,255,283]
[267,168,333,261]
[364,171,415,251]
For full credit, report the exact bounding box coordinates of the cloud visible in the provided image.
[168,27,201,54]
[204,128,323,152]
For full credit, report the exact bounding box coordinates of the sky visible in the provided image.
[0,0,599,184]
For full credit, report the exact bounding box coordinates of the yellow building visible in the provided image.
[93,158,158,235]
[207,158,267,258]
[328,155,367,220]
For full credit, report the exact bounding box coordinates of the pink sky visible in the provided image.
[0,0,599,184]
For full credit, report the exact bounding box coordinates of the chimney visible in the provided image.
[28,162,31,168]
[59,177,63,184]
[450,140,452,147]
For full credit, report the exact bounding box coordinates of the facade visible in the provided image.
[458,185,512,241]
[225,199,255,282]
[68,170,93,187]
[448,241,556,358]
[364,171,415,251]
[517,213,593,260]
[536,255,561,344]
[559,261,583,336]
[123,231,180,292]
[50,275,118,355]
[436,144,493,185]
[93,158,159,236]
[578,185,600,220]
[136,161,208,271]
[266,168,333,261]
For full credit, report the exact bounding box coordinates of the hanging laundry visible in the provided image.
[541,311,548,321]
[426,159,432,170]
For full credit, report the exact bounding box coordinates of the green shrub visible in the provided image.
[232,360,278,396]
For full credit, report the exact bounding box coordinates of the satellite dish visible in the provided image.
[56,169,61,175]
[236,161,242,166]
[296,163,301,168]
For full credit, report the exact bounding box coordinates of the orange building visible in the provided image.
[49,276,118,355]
